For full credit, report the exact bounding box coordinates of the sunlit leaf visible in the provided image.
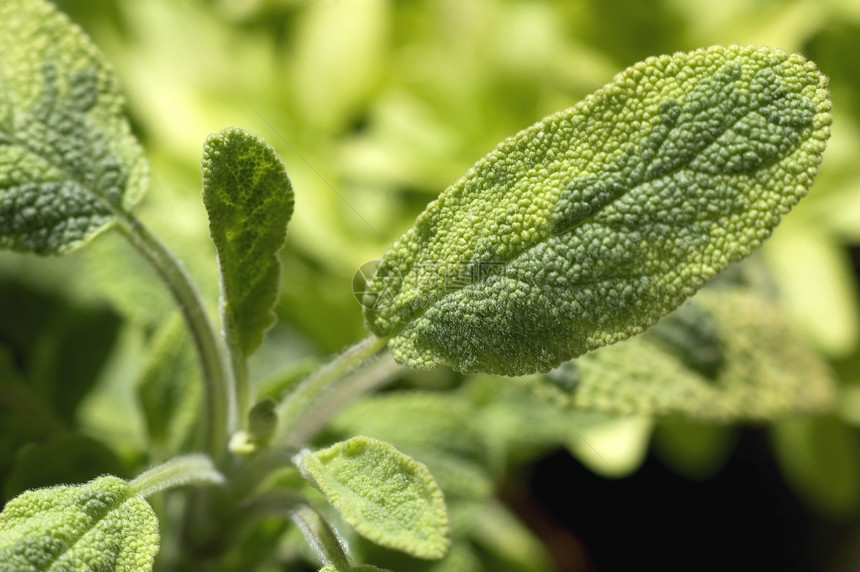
[364,45,831,375]
[297,436,450,560]
[0,0,147,255]
[0,476,158,571]
[202,127,294,356]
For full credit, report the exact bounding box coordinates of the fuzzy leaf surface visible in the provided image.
[0,476,158,571]
[536,287,835,420]
[297,436,450,560]
[364,45,831,375]
[202,127,294,356]
[0,0,147,254]
[332,393,499,500]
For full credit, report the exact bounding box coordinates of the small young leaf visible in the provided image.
[331,393,499,500]
[0,476,158,571]
[296,436,450,560]
[202,127,294,356]
[0,0,147,255]
[363,45,831,375]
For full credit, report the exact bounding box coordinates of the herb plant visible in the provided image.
[0,1,835,571]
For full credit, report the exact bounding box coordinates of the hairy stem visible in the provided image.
[116,212,236,463]
[227,337,392,501]
[291,504,351,570]
[276,335,389,445]
[284,352,403,447]
[130,454,225,498]
[224,321,250,430]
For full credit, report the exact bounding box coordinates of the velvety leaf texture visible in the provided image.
[297,436,450,560]
[331,393,499,500]
[202,127,294,355]
[0,0,147,255]
[363,45,831,375]
[536,287,835,420]
[0,476,159,571]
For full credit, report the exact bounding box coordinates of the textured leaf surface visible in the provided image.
[202,127,294,356]
[364,45,831,375]
[0,0,147,255]
[535,287,835,420]
[297,436,450,560]
[0,476,158,571]
[331,393,499,500]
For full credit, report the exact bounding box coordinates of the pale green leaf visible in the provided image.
[364,45,831,375]
[762,218,859,357]
[202,127,294,356]
[0,0,147,255]
[536,287,835,420]
[0,476,159,571]
[331,393,499,499]
[297,436,451,560]
[566,416,654,478]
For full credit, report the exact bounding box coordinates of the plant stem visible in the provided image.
[225,322,250,430]
[130,454,225,498]
[291,504,351,570]
[283,352,403,447]
[276,335,389,445]
[115,211,235,463]
[227,337,392,501]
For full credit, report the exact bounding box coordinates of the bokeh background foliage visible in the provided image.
[2,0,860,570]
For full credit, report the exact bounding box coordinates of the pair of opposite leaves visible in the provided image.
[0,0,831,378]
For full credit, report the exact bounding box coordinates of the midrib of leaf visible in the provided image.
[385,62,808,339]
[39,487,133,570]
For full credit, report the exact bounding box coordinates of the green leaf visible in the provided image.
[363,45,831,375]
[138,314,201,455]
[534,287,835,420]
[331,393,499,500]
[296,436,451,560]
[771,415,860,517]
[0,476,159,571]
[0,0,147,255]
[202,127,294,356]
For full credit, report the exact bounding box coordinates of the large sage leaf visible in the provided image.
[0,476,159,571]
[0,0,147,255]
[202,127,294,356]
[363,45,831,375]
[296,436,450,560]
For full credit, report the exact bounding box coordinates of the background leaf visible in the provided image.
[532,286,835,420]
[202,127,294,356]
[297,436,450,560]
[0,0,147,254]
[0,475,159,571]
[137,313,201,458]
[364,45,831,375]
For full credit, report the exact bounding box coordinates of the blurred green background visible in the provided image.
[3,0,860,570]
